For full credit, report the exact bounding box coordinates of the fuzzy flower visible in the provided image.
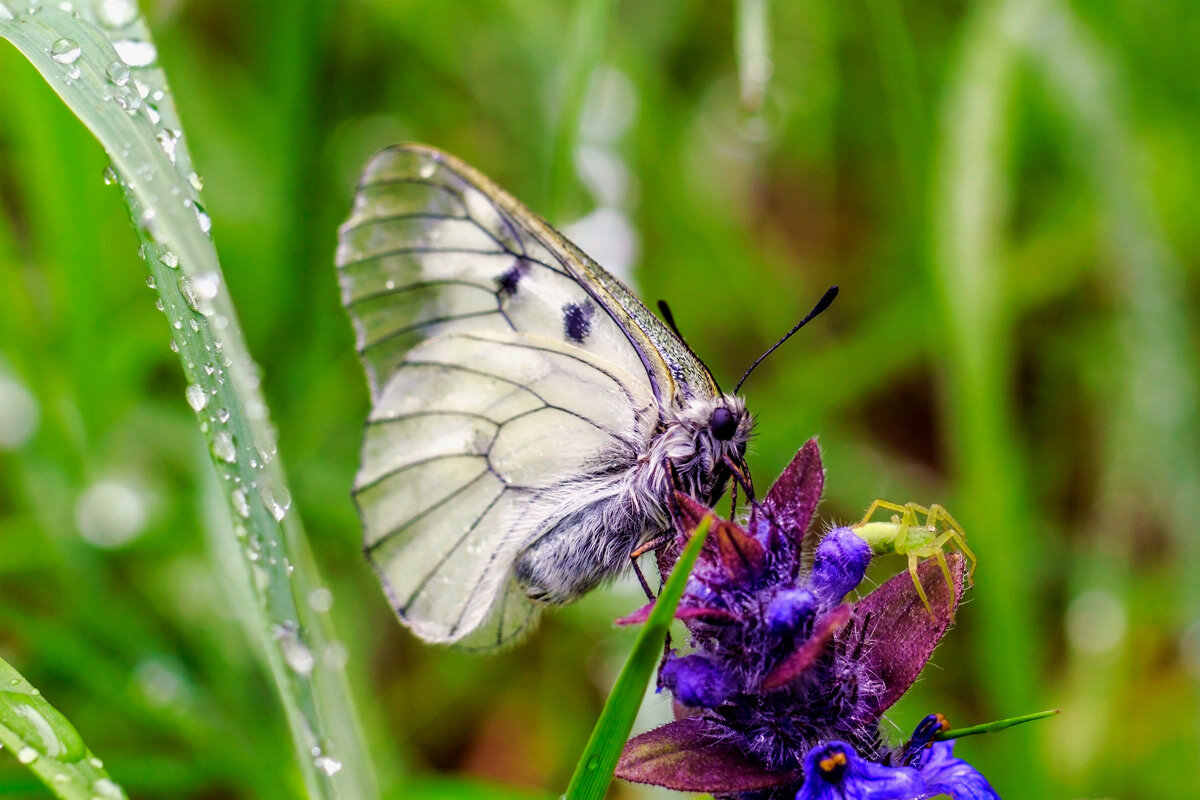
[616,440,996,800]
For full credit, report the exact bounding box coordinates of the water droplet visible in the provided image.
[112,39,156,67]
[315,756,342,776]
[178,276,201,313]
[91,777,125,799]
[102,165,118,185]
[213,430,236,463]
[105,60,130,86]
[193,271,220,301]
[154,297,164,312]
[51,38,81,64]
[187,171,204,192]
[262,485,290,521]
[145,275,156,289]
[97,0,136,28]
[185,384,207,412]
[17,746,37,764]
[88,757,103,769]
[155,128,179,165]
[419,161,436,179]
[114,85,142,114]
[193,202,212,235]
[274,623,315,676]
[231,487,251,518]
[11,702,66,757]
[215,407,230,423]
[66,64,81,81]
[160,250,179,269]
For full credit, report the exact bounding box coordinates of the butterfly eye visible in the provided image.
[710,407,738,441]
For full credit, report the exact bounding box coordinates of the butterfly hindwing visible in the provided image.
[338,145,682,644]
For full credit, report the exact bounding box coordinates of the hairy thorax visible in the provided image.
[512,393,752,605]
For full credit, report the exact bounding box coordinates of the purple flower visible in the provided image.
[615,439,987,799]
[796,741,922,800]
[911,741,1000,800]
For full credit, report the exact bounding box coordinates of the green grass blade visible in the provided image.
[929,0,1042,791]
[564,517,713,800]
[0,5,376,799]
[0,655,128,800]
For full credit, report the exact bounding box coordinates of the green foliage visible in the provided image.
[0,1,1197,799]
[0,3,372,798]
[566,518,711,800]
[0,656,126,800]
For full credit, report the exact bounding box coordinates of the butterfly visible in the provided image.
[336,144,828,649]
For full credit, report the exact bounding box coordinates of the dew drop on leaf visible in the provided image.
[160,249,179,269]
[155,129,179,164]
[274,623,315,676]
[114,85,142,114]
[105,60,130,86]
[231,487,251,518]
[315,756,343,776]
[193,202,212,234]
[213,430,236,463]
[112,39,156,67]
[17,746,37,764]
[178,276,201,313]
[50,38,81,64]
[102,165,117,185]
[185,384,207,412]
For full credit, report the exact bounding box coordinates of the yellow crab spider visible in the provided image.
[852,500,977,619]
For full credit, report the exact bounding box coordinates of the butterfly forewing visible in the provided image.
[338,144,687,644]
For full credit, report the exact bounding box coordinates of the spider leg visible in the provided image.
[930,542,956,621]
[929,504,977,584]
[858,498,909,527]
[908,552,934,619]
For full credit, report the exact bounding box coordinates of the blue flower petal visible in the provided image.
[659,654,736,708]
[914,741,1001,800]
[797,741,924,800]
[810,528,872,605]
[766,588,817,635]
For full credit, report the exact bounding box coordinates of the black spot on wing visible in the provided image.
[563,300,595,344]
[495,257,531,298]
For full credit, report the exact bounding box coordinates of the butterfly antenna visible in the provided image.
[734,285,839,394]
[657,299,685,341]
[659,299,724,391]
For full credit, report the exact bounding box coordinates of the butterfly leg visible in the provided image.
[722,454,756,509]
[630,555,658,601]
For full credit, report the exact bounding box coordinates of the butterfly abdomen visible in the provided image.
[513,460,671,604]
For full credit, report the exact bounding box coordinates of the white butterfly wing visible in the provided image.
[337,145,660,644]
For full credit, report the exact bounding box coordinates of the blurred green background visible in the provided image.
[2,1,1198,798]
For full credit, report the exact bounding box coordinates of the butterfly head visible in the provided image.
[662,394,752,505]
